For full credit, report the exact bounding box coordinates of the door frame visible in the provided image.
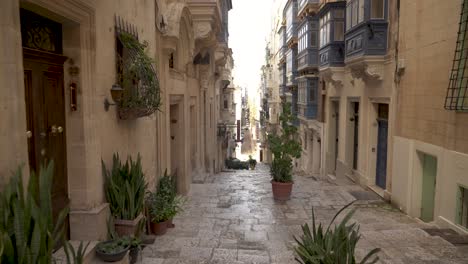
[420,153,437,222]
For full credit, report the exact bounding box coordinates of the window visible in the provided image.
[346,4,351,30]
[286,4,294,38]
[224,99,228,109]
[371,0,384,19]
[334,21,344,41]
[299,23,308,53]
[320,12,330,47]
[347,0,367,30]
[298,80,307,104]
[335,9,345,19]
[458,186,468,229]
[310,80,317,102]
[446,0,468,111]
[311,31,318,47]
[352,0,358,27]
[286,50,293,74]
[359,0,365,22]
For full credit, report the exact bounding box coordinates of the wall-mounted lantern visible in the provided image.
[217,123,227,137]
[104,84,124,111]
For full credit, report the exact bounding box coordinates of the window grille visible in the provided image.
[446,0,468,111]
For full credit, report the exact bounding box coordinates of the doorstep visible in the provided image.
[367,185,391,201]
[53,241,130,264]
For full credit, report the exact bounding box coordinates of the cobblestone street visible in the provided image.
[142,164,468,264]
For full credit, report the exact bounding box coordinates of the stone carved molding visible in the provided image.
[199,64,212,90]
[346,56,385,82]
[320,67,345,89]
[187,0,222,51]
[161,3,195,62]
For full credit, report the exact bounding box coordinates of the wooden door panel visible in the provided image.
[23,48,68,236]
[376,120,388,189]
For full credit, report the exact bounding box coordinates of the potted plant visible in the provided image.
[95,239,130,262]
[248,155,257,170]
[267,102,302,201]
[167,195,187,228]
[103,153,147,237]
[120,236,142,264]
[147,191,170,235]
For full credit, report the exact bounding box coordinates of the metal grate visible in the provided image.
[446,0,468,111]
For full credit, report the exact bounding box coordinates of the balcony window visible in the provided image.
[320,12,331,47]
[359,0,365,22]
[371,0,385,19]
[352,1,358,27]
[309,80,317,102]
[311,31,318,47]
[334,21,344,41]
[286,4,295,38]
[346,4,351,30]
[335,9,345,19]
[286,51,293,75]
[347,0,366,30]
[299,80,307,104]
[299,23,309,53]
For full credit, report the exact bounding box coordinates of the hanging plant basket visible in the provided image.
[116,29,161,119]
[118,107,156,120]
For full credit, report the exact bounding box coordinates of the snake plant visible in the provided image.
[63,241,90,264]
[103,153,147,220]
[294,202,380,264]
[0,161,69,264]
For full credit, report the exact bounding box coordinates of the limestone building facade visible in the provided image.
[0,0,232,241]
[269,0,396,196]
[391,0,468,233]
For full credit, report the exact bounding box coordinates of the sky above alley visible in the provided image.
[229,0,285,99]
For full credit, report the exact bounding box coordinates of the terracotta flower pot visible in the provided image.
[271,181,293,201]
[150,220,168,235]
[167,218,175,228]
[114,214,144,237]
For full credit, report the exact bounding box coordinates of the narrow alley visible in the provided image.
[141,165,468,264]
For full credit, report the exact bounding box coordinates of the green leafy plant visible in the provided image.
[147,192,170,223]
[294,202,380,264]
[167,195,187,219]
[63,241,90,264]
[96,239,129,254]
[248,155,257,168]
[268,102,302,182]
[0,161,69,264]
[118,32,161,116]
[147,170,186,223]
[103,153,148,220]
[225,158,249,170]
[120,236,142,251]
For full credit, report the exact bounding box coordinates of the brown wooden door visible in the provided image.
[23,48,69,235]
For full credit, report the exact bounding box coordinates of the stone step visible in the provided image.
[53,240,130,264]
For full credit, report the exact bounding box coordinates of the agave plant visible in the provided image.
[103,153,147,220]
[0,161,69,264]
[294,202,380,264]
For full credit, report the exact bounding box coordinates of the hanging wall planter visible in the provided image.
[115,17,161,119]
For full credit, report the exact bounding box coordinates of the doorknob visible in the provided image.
[50,125,64,135]
[26,130,32,138]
